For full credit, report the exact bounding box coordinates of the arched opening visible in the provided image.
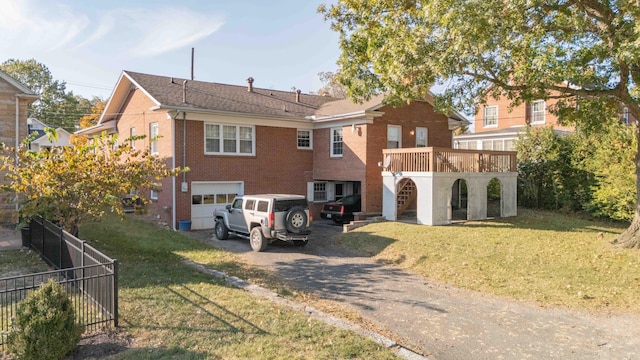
[450,179,468,221]
[396,178,418,222]
[487,177,502,218]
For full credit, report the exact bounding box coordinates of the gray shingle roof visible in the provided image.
[125,71,339,119]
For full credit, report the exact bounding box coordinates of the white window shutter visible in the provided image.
[307,182,314,201]
[327,182,335,201]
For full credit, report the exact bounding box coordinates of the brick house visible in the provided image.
[454,94,637,151]
[78,71,521,230]
[0,70,39,223]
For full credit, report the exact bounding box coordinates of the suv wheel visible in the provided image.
[214,220,229,240]
[285,207,308,234]
[250,227,268,252]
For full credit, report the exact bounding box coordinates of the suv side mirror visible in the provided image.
[226,204,232,212]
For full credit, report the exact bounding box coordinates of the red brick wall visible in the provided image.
[112,88,175,223]
[313,101,453,215]
[475,96,574,133]
[173,121,313,225]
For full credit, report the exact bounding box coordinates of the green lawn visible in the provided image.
[78,215,398,359]
[339,208,639,313]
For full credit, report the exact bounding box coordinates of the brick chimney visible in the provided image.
[296,89,301,103]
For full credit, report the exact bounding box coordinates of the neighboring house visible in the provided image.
[27,118,71,151]
[78,71,517,230]
[454,95,637,151]
[0,70,39,223]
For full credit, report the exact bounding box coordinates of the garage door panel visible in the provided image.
[190,182,242,230]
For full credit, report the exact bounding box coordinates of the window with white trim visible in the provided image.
[387,125,401,148]
[313,182,327,201]
[531,100,546,124]
[150,189,158,200]
[622,107,630,125]
[415,127,427,147]
[149,122,159,155]
[331,127,343,157]
[297,129,312,149]
[205,123,255,155]
[483,105,498,127]
[130,127,136,149]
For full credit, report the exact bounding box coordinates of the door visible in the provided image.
[191,182,243,230]
[227,197,247,232]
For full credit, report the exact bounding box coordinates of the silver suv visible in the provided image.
[212,194,312,252]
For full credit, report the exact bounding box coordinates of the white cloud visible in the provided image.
[114,7,225,58]
[0,1,224,59]
[0,0,89,51]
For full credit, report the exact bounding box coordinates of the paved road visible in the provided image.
[187,221,640,360]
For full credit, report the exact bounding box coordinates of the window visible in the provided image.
[150,189,158,200]
[244,199,255,210]
[415,127,427,147]
[297,129,312,149]
[622,107,630,125]
[314,182,327,201]
[531,100,545,124]
[483,105,498,127]
[331,128,343,157]
[149,122,159,154]
[130,127,136,149]
[257,201,269,212]
[387,125,401,148]
[205,123,255,155]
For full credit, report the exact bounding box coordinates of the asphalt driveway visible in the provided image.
[186,221,640,359]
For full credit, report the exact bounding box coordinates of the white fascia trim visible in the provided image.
[308,110,384,123]
[151,106,314,129]
[453,131,523,140]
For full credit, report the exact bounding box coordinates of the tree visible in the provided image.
[320,1,640,247]
[0,59,90,132]
[0,131,186,236]
[316,71,347,98]
[78,97,106,129]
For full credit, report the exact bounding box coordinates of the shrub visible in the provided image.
[7,279,84,360]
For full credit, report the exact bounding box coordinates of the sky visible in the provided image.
[0,0,341,100]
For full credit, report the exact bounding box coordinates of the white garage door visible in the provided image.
[191,182,243,230]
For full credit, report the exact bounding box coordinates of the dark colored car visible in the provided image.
[320,194,362,224]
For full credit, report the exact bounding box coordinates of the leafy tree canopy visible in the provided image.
[319,0,638,118]
[321,0,640,247]
[0,58,95,132]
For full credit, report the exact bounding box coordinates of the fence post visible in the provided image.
[113,259,118,327]
[59,225,63,269]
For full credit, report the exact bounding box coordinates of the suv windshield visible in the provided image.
[274,199,308,212]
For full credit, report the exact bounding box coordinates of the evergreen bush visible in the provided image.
[7,279,84,360]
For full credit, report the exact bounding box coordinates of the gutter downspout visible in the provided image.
[171,113,177,231]
[14,96,19,212]
[15,96,19,156]
[183,112,186,186]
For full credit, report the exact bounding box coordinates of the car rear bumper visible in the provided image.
[271,229,310,241]
[320,212,345,221]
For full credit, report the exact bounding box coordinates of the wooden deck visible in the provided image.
[382,147,517,173]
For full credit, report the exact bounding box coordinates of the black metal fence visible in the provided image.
[0,217,118,351]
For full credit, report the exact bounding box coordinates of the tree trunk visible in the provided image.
[613,122,640,249]
[614,215,640,248]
